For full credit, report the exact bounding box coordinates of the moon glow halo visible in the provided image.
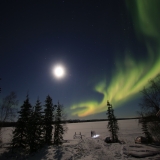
[53,65,65,79]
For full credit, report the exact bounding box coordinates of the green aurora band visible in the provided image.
[70,0,160,117]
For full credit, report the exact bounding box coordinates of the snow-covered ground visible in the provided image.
[0,119,160,159]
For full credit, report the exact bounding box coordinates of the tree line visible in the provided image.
[11,95,67,153]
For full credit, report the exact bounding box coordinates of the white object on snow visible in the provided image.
[92,134,100,138]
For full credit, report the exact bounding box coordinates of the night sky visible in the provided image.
[0,0,160,119]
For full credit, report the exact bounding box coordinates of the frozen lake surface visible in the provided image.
[63,119,142,141]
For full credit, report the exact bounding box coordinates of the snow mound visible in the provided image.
[123,144,160,158]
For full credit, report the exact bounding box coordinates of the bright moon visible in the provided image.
[53,65,65,78]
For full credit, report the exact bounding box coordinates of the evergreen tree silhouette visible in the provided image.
[53,102,65,145]
[27,99,44,152]
[106,101,119,143]
[44,95,54,144]
[12,95,32,148]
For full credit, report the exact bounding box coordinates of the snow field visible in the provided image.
[0,119,160,159]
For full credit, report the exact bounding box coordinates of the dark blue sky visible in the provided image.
[0,0,159,119]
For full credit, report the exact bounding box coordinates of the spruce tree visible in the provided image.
[27,99,44,152]
[12,95,32,148]
[44,95,54,144]
[106,101,119,143]
[34,99,44,147]
[53,102,65,145]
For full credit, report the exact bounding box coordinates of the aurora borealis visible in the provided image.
[70,0,160,117]
[1,0,160,119]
